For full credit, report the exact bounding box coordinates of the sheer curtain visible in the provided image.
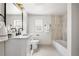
[51,16,63,40]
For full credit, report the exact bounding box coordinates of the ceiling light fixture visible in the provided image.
[13,3,24,11]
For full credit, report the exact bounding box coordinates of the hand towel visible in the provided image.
[0,21,8,41]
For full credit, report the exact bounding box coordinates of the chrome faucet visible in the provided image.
[18,28,23,35]
[11,28,23,36]
[11,28,17,32]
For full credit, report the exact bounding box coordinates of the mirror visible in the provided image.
[6,3,24,37]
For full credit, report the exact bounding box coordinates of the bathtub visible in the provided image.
[53,40,67,56]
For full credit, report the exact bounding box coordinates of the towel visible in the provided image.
[0,21,8,41]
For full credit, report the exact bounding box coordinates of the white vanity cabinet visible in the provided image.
[5,38,28,56]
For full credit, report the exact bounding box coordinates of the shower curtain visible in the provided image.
[51,16,63,40]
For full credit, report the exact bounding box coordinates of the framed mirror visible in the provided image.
[6,3,24,37]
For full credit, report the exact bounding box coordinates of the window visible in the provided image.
[14,20,22,28]
[35,19,43,32]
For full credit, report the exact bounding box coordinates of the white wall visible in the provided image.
[71,3,79,56]
[67,3,79,56]
[28,14,63,45]
[28,15,52,45]
[67,3,72,56]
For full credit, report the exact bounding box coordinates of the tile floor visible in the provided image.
[32,45,61,56]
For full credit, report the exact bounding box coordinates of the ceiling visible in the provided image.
[6,3,67,15]
[6,3,22,14]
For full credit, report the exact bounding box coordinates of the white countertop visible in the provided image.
[13,35,30,39]
[0,38,8,42]
[0,34,32,42]
[9,34,32,39]
[0,35,8,42]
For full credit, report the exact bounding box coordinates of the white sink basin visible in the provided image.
[13,34,32,39]
[30,39,39,44]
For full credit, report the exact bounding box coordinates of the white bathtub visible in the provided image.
[53,40,67,56]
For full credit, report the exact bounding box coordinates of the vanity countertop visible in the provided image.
[0,38,8,42]
[0,35,8,42]
[8,34,32,39]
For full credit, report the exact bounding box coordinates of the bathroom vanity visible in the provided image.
[4,3,30,56]
[5,35,31,56]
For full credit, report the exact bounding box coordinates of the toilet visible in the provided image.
[31,39,39,49]
[30,38,40,55]
[31,40,39,49]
